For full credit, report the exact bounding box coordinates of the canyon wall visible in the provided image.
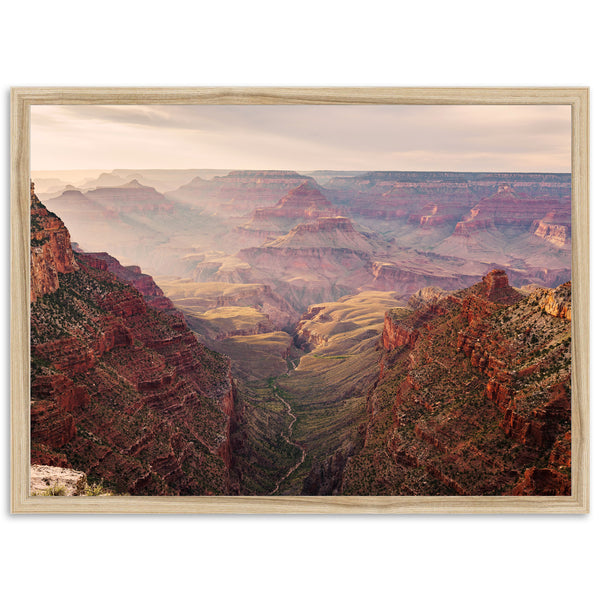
[30,187,236,495]
[342,271,571,496]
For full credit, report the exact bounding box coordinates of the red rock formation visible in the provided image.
[456,278,571,455]
[510,467,570,495]
[30,182,78,302]
[343,271,572,496]
[32,374,91,412]
[78,252,181,316]
[531,208,571,247]
[382,303,447,351]
[30,190,237,495]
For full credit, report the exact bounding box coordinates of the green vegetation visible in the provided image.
[269,292,402,493]
[185,306,271,341]
[82,480,112,496]
[229,378,303,495]
[212,332,293,381]
[34,484,67,496]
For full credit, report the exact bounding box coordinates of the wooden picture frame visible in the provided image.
[11,87,589,513]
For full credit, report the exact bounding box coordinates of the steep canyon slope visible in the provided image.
[30,186,236,495]
[342,271,571,496]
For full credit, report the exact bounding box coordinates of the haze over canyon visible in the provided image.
[30,169,572,496]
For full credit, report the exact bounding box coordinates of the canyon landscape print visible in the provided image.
[29,104,572,497]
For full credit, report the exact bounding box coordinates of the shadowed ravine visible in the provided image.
[270,381,306,495]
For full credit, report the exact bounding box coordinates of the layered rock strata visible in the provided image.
[30,188,235,495]
[342,271,571,496]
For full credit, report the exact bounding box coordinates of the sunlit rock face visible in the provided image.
[342,271,571,497]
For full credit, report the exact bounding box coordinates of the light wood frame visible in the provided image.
[11,87,589,514]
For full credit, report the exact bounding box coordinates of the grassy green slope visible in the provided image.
[275,291,402,493]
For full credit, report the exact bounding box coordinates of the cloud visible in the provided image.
[31,104,571,172]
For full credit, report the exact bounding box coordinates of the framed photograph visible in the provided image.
[11,87,589,513]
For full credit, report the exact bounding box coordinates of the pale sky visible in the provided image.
[31,104,571,172]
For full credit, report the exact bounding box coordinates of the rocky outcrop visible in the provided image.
[30,465,87,496]
[382,304,447,351]
[30,190,237,495]
[32,374,91,412]
[30,182,78,302]
[78,252,181,316]
[531,208,571,247]
[343,271,571,496]
[456,276,571,457]
[480,269,523,303]
[532,282,572,321]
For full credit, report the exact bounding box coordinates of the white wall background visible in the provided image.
[1,2,596,598]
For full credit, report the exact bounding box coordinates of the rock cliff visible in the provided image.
[30,189,236,495]
[78,252,181,316]
[166,170,316,215]
[531,208,571,248]
[342,270,571,496]
[30,182,78,302]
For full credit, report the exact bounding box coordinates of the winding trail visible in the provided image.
[270,385,306,495]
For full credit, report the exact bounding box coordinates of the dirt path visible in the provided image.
[270,385,306,495]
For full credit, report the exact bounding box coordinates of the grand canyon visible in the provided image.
[30,168,572,496]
